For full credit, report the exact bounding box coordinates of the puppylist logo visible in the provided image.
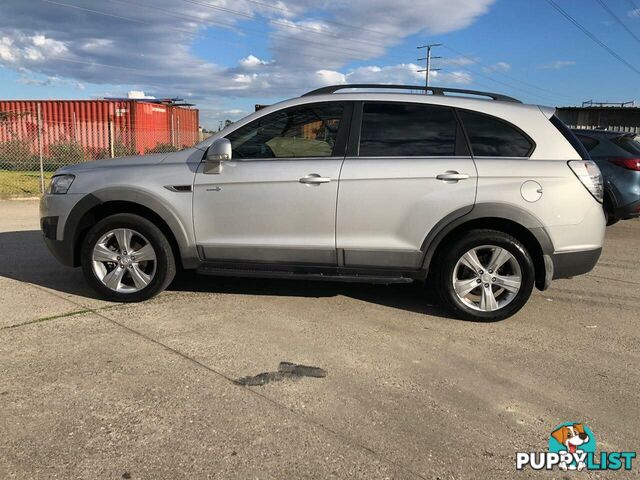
[516,422,636,472]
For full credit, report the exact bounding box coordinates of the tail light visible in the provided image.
[609,157,640,171]
[568,160,604,203]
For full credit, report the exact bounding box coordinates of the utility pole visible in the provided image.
[417,43,442,90]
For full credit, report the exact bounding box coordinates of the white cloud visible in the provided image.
[538,60,576,70]
[311,64,473,88]
[0,33,67,63]
[482,61,510,73]
[239,54,269,68]
[0,37,16,62]
[439,56,478,67]
[0,0,495,126]
[315,69,346,85]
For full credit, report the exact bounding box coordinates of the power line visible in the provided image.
[453,66,563,104]
[39,0,203,36]
[442,45,574,100]
[41,0,380,64]
[104,0,382,58]
[596,0,640,46]
[40,0,246,35]
[177,0,388,50]
[234,0,392,38]
[544,0,640,75]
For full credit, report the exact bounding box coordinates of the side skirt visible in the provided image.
[196,263,419,285]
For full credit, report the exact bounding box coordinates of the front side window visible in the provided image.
[459,110,533,157]
[226,102,344,159]
[359,103,458,157]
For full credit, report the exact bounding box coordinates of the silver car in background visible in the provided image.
[40,84,605,321]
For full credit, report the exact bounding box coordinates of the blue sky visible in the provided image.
[1,0,640,127]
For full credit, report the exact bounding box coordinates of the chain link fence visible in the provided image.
[0,108,212,196]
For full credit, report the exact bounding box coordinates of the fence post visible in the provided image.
[36,103,45,194]
[109,115,115,158]
[170,111,175,147]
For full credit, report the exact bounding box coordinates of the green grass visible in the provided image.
[0,170,52,196]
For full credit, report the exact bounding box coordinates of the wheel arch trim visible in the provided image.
[64,188,198,268]
[420,203,555,290]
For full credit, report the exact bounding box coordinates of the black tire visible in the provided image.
[604,195,620,226]
[435,229,535,322]
[605,209,620,226]
[80,213,176,302]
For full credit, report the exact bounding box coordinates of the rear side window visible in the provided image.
[611,135,640,156]
[459,110,533,157]
[359,103,459,156]
[576,133,640,158]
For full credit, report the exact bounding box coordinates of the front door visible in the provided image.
[193,101,350,265]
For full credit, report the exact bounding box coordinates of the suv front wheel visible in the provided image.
[436,230,535,322]
[81,213,176,302]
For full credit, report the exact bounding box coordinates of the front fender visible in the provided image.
[64,188,199,268]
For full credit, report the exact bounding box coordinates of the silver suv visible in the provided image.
[40,84,606,321]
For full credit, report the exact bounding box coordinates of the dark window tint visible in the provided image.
[460,110,533,157]
[574,134,600,152]
[226,102,344,159]
[359,103,458,157]
[611,135,640,156]
[574,132,640,158]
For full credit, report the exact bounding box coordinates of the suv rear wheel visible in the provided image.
[436,229,535,322]
[603,196,620,226]
[81,213,176,302]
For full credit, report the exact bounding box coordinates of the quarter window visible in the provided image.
[226,102,344,159]
[459,110,533,157]
[359,103,459,157]
[574,134,600,153]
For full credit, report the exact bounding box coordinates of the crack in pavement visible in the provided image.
[0,303,123,330]
[18,285,428,480]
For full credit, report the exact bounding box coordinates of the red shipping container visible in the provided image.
[0,99,199,158]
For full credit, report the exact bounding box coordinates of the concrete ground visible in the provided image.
[1,199,638,479]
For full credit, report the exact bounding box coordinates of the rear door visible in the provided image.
[336,101,477,269]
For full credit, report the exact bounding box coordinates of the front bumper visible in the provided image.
[39,193,87,267]
[42,235,75,266]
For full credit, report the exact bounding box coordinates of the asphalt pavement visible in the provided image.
[1,199,638,479]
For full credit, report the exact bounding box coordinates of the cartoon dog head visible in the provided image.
[551,423,590,454]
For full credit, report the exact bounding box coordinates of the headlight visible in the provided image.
[49,174,75,194]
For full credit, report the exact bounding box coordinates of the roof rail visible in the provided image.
[302,84,521,103]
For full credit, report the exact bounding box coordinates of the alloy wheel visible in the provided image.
[452,245,522,312]
[91,228,157,293]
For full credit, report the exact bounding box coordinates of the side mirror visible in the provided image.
[204,138,232,174]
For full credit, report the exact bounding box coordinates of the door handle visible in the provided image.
[299,174,331,185]
[436,171,470,181]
